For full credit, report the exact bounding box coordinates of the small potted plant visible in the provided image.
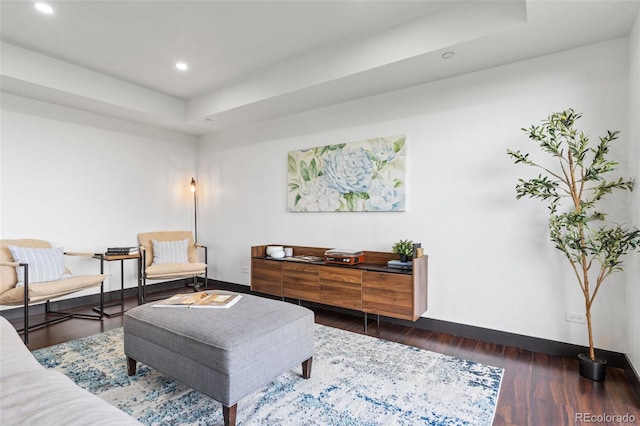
[392,239,414,262]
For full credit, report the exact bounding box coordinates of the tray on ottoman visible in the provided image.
[123,292,314,426]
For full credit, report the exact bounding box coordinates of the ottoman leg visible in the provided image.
[223,404,237,426]
[127,356,137,376]
[302,357,313,379]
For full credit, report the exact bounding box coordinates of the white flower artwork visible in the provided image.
[288,135,406,212]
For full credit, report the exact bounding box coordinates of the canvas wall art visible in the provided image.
[288,135,406,212]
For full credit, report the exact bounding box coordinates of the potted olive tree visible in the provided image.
[507,109,640,381]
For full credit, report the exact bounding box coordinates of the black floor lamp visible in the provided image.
[190,177,198,243]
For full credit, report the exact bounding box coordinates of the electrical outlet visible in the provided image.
[241,265,250,274]
[565,312,586,324]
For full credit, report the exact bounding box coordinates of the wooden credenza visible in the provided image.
[251,245,427,321]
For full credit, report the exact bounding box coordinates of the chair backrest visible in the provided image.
[137,231,198,268]
[0,239,51,294]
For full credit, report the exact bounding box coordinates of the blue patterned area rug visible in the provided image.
[32,324,503,426]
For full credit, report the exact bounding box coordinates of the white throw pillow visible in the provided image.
[7,245,65,286]
[152,239,189,264]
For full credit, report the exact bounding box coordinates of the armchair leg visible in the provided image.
[23,273,29,344]
[22,304,29,345]
[204,248,208,291]
[141,276,147,304]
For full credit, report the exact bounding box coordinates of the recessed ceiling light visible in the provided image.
[441,51,455,60]
[175,62,188,71]
[34,2,54,14]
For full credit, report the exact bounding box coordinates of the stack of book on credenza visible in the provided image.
[105,246,139,256]
[387,242,423,270]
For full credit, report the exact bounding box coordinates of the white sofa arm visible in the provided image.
[0,317,142,425]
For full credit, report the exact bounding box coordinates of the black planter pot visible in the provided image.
[578,353,607,381]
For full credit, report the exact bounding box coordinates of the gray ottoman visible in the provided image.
[123,292,314,426]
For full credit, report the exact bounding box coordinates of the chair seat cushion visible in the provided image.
[145,262,206,279]
[0,274,107,305]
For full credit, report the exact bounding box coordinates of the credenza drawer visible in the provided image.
[283,262,319,302]
[319,266,362,310]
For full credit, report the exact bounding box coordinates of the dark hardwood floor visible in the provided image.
[7,287,640,426]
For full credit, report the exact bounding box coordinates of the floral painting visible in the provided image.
[288,135,406,212]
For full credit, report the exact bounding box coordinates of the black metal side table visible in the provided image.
[92,253,140,317]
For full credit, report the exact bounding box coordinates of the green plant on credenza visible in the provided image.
[507,108,640,380]
[392,239,414,262]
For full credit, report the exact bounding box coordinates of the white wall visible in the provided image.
[0,30,636,367]
[0,93,198,302]
[198,38,632,353]
[626,11,640,375]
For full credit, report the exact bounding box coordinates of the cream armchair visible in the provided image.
[137,231,207,304]
[0,239,107,344]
